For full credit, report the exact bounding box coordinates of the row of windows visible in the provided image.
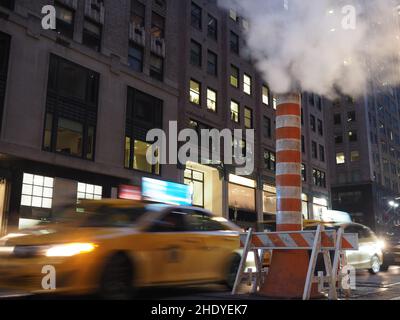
[333,111,356,125]
[334,131,358,144]
[336,151,360,165]
[310,115,324,136]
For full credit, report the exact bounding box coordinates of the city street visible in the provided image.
[1,267,400,301]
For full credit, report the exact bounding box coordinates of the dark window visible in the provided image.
[207,14,218,40]
[264,150,276,172]
[349,131,358,142]
[0,32,10,130]
[125,87,163,174]
[319,145,325,162]
[317,119,323,136]
[301,135,305,153]
[335,135,343,144]
[151,12,165,38]
[310,115,316,132]
[55,3,75,39]
[150,54,164,81]
[0,0,14,10]
[334,113,341,125]
[190,40,202,67]
[207,50,218,76]
[263,116,272,138]
[316,95,322,110]
[154,0,166,8]
[82,19,102,52]
[149,211,186,232]
[185,210,229,231]
[131,0,145,27]
[347,111,356,122]
[191,2,202,29]
[308,93,314,106]
[312,141,318,159]
[230,31,239,54]
[128,43,144,72]
[44,55,99,160]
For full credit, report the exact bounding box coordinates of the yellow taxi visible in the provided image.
[0,200,242,299]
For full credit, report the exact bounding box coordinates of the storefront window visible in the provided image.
[313,197,328,220]
[263,185,276,215]
[20,173,54,209]
[302,193,309,220]
[184,169,204,208]
[77,183,102,200]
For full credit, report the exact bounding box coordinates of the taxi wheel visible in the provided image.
[99,253,135,300]
[225,254,241,290]
[368,255,381,275]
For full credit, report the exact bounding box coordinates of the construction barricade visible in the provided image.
[232,224,359,300]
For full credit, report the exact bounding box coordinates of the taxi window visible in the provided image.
[185,210,230,232]
[80,206,147,228]
[148,211,186,232]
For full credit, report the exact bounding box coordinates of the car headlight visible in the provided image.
[377,239,386,250]
[45,243,96,257]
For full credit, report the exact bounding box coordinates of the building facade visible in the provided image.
[0,0,331,234]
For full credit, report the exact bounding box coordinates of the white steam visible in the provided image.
[218,0,400,97]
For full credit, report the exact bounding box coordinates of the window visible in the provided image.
[262,86,270,105]
[184,169,204,208]
[149,54,164,81]
[128,43,144,72]
[207,50,218,76]
[230,100,239,123]
[77,183,102,200]
[190,80,201,105]
[191,2,202,29]
[125,87,162,174]
[317,119,323,136]
[0,32,10,129]
[0,0,14,10]
[244,107,253,129]
[230,31,239,54]
[243,74,252,95]
[55,3,75,39]
[264,150,276,172]
[230,65,239,88]
[302,164,307,182]
[348,111,356,122]
[313,169,326,188]
[311,141,318,159]
[334,113,341,125]
[151,12,165,38]
[131,0,145,27]
[20,173,54,209]
[190,40,202,67]
[351,151,360,162]
[308,93,314,106]
[316,96,322,110]
[310,115,316,132]
[349,131,358,142]
[336,152,345,164]
[82,19,102,52]
[45,55,99,160]
[207,15,218,40]
[272,96,277,110]
[319,145,325,162]
[263,116,272,138]
[229,9,238,21]
[302,136,305,153]
[206,88,217,112]
[335,135,343,144]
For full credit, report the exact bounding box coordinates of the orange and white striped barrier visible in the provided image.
[232,225,359,300]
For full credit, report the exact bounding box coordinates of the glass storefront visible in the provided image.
[313,197,329,220]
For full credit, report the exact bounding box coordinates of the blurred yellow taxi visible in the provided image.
[0,200,242,299]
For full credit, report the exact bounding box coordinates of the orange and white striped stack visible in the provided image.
[275,93,302,232]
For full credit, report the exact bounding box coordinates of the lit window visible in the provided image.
[244,107,253,129]
[272,96,277,110]
[262,86,269,105]
[229,9,238,21]
[351,151,360,162]
[230,65,239,88]
[243,74,252,95]
[207,88,217,112]
[230,100,239,123]
[336,152,345,164]
[77,183,102,200]
[190,80,201,105]
[20,173,54,209]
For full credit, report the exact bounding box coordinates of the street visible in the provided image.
[2,267,400,301]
